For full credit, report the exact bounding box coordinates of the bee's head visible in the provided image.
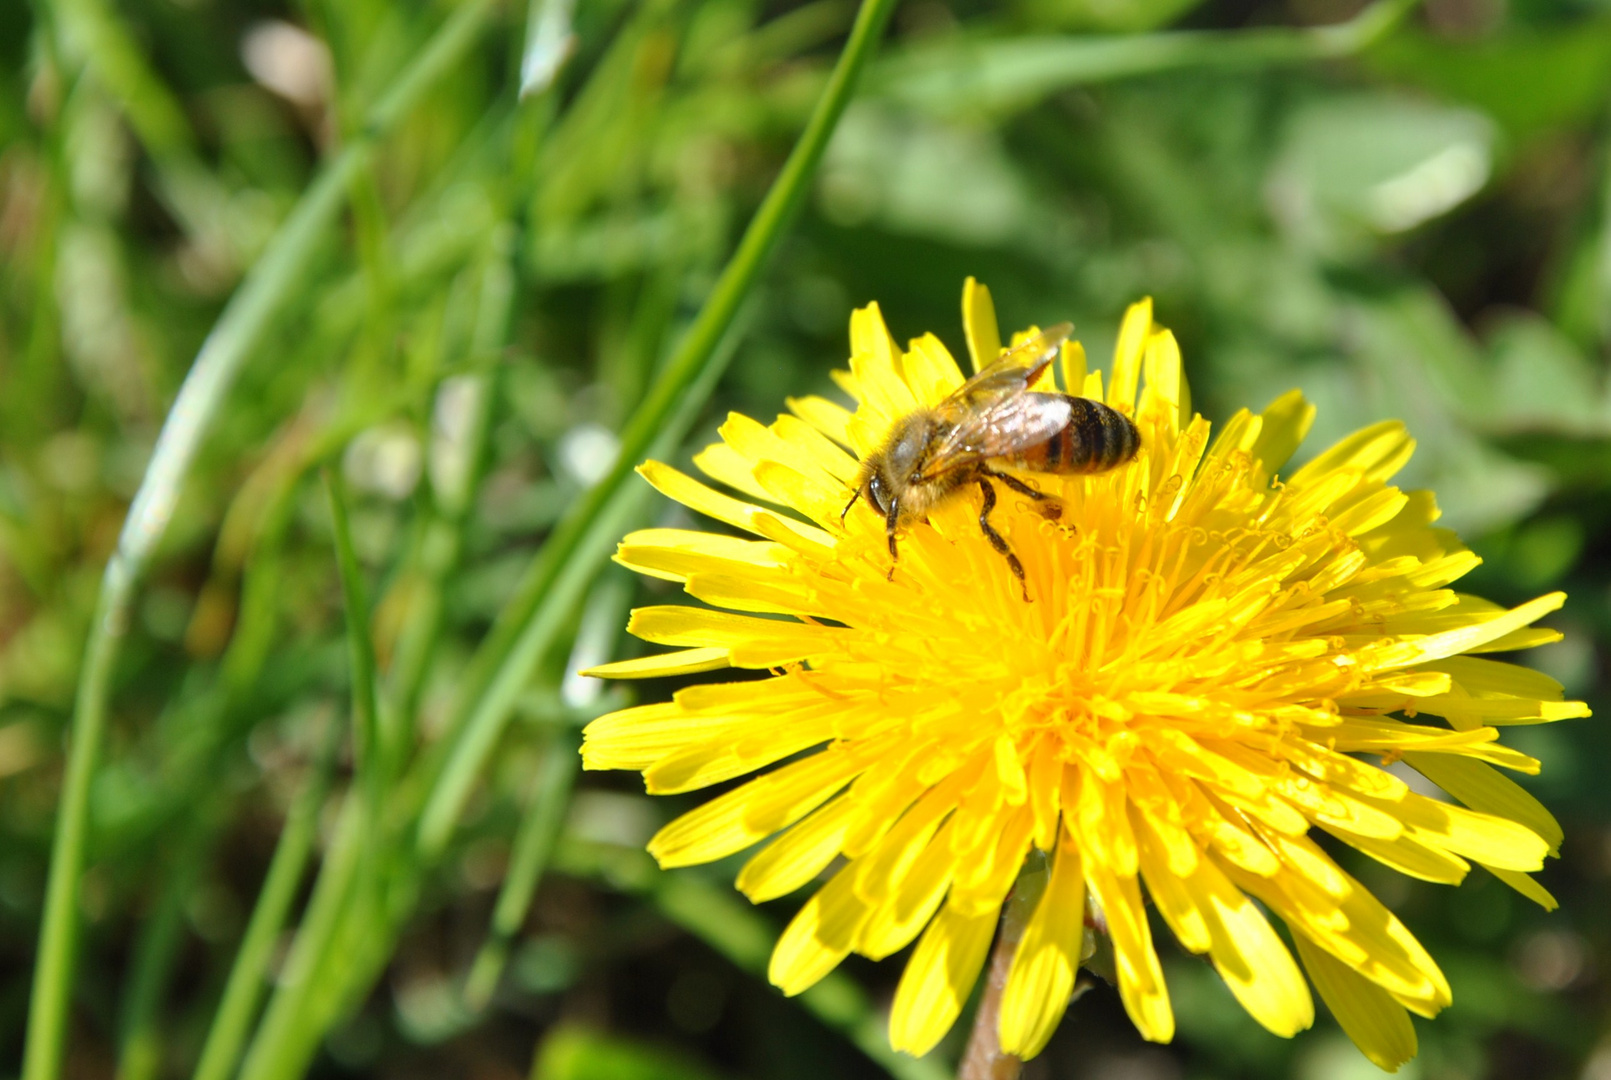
[865,419,930,512]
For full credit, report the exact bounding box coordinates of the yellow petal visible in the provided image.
[888,898,998,1056]
[1293,931,1417,1072]
[1360,592,1567,671]
[693,439,776,503]
[738,797,854,902]
[644,706,839,794]
[848,301,917,422]
[962,276,1003,373]
[1354,790,1549,871]
[1421,655,1565,700]
[1318,822,1470,885]
[851,774,964,905]
[750,459,849,529]
[950,808,1034,917]
[770,865,870,996]
[639,460,767,534]
[999,834,1086,1058]
[614,527,787,583]
[1138,329,1185,435]
[581,647,730,679]
[1251,390,1314,475]
[1108,298,1152,411]
[1287,421,1412,489]
[1192,856,1314,1038]
[1135,808,1209,953]
[638,461,831,548]
[1403,752,1562,854]
[904,333,966,405]
[787,394,855,448]
[720,412,844,496]
[1227,861,1449,1016]
[1085,853,1173,1042]
[1060,340,1087,395]
[855,818,956,960]
[1026,741,1063,852]
[1330,489,1410,538]
[1082,367,1104,401]
[772,414,861,483]
[627,606,834,667]
[649,741,881,868]
[581,702,686,770]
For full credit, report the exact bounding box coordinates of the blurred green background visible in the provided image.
[2,0,1609,1076]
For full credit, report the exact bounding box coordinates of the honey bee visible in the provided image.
[843,322,1139,597]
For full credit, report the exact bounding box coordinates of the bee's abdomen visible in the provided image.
[1016,396,1139,474]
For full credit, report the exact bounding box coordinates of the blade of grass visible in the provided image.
[871,0,1422,113]
[104,347,489,857]
[190,716,344,1080]
[20,5,499,1077]
[414,0,902,860]
[520,0,578,98]
[388,234,514,725]
[462,730,579,1011]
[462,572,629,1009]
[233,792,370,1080]
[239,211,743,1080]
[555,839,952,1080]
[48,0,243,254]
[53,0,193,152]
[114,812,217,1080]
[217,138,540,1080]
[225,470,393,1080]
[325,468,386,800]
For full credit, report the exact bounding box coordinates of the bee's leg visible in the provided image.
[981,466,1048,501]
[885,497,900,581]
[976,479,1029,601]
[840,488,860,523]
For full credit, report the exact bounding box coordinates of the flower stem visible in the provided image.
[958,878,1043,1080]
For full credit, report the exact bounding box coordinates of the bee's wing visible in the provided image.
[941,322,1072,409]
[920,391,1072,479]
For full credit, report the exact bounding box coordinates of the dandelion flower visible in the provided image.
[581,279,1587,1070]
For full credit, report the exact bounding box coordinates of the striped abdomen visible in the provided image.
[1007,395,1139,474]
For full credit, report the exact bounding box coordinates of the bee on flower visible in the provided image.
[581,279,1588,1071]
